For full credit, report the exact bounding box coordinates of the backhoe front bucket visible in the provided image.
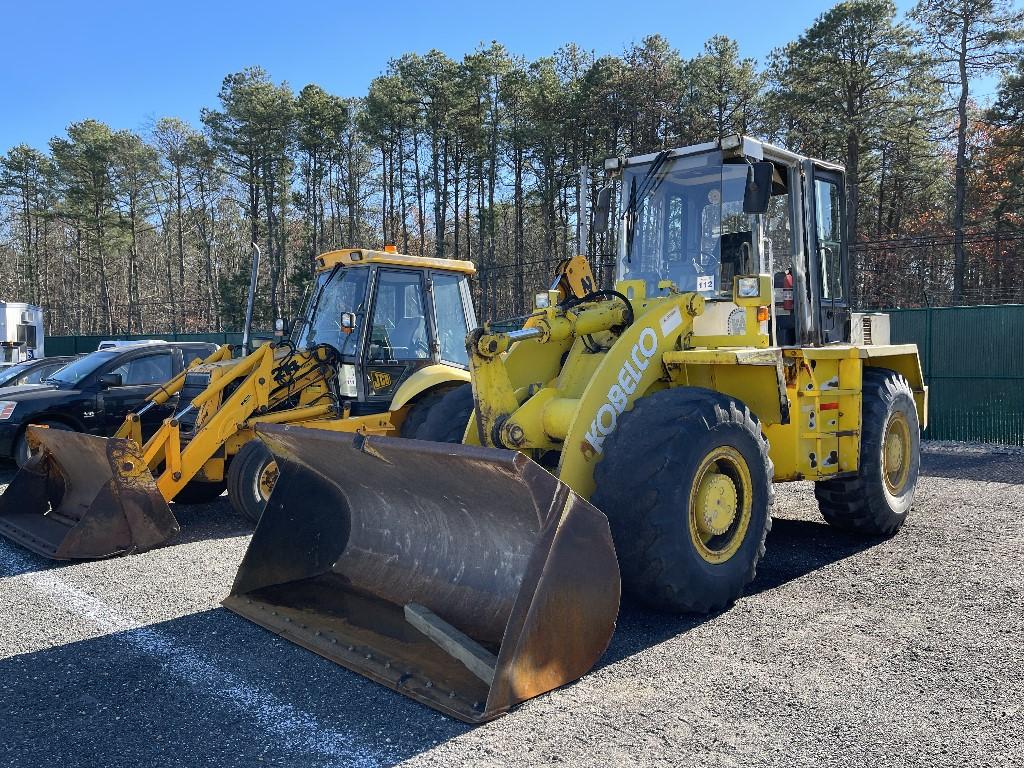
[224,423,620,723]
[0,427,179,559]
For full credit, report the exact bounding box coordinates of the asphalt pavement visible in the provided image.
[0,442,1020,768]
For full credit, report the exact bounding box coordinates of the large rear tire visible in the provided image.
[815,368,920,536]
[413,383,474,444]
[227,440,276,524]
[399,385,462,438]
[592,388,773,614]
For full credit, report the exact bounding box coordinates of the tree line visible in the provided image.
[1,0,1023,336]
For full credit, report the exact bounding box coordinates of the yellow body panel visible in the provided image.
[389,364,470,412]
[466,286,927,501]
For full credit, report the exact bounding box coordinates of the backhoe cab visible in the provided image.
[226,137,926,723]
[0,247,476,559]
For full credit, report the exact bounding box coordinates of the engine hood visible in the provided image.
[0,383,74,403]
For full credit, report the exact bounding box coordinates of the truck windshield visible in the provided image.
[44,350,121,387]
[297,266,369,356]
[619,150,756,298]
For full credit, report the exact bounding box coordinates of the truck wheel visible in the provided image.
[815,368,920,536]
[227,440,276,524]
[174,480,226,504]
[413,384,474,444]
[399,385,462,438]
[14,421,72,467]
[592,388,773,614]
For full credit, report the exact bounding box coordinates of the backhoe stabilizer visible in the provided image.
[0,427,178,559]
[223,423,621,722]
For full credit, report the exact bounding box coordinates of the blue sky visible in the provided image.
[0,0,995,155]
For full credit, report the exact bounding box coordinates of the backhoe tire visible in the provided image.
[815,368,920,536]
[14,421,72,467]
[174,480,226,505]
[227,440,275,524]
[592,388,773,614]
[413,383,474,444]
[400,385,462,438]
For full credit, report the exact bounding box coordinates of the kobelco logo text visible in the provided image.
[583,326,659,455]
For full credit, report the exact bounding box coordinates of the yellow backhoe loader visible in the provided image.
[225,136,927,723]
[0,247,478,559]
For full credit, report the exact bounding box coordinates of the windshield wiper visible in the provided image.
[624,150,672,262]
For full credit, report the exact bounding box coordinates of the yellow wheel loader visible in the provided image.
[224,135,926,723]
[0,247,478,559]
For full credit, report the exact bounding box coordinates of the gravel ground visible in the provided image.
[0,442,1021,768]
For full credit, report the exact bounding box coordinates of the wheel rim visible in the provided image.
[253,459,279,504]
[882,411,912,495]
[687,446,752,564]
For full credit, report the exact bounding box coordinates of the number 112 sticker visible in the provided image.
[697,275,715,292]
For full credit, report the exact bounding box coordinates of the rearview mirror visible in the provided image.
[340,312,356,334]
[98,372,122,388]
[743,161,774,214]
[274,317,290,337]
[592,186,612,233]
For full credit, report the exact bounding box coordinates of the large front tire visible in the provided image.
[815,368,920,536]
[592,388,773,614]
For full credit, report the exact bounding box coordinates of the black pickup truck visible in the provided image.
[0,342,219,465]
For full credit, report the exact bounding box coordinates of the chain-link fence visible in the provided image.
[852,229,1024,309]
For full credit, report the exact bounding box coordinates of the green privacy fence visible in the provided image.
[43,331,274,356]
[887,305,1024,446]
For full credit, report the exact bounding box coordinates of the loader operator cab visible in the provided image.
[295,249,477,410]
[609,136,850,346]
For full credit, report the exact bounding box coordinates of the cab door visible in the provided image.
[363,268,433,405]
[428,270,474,369]
[807,165,851,344]
[98,349,177,438]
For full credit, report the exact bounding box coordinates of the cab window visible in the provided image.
[432,274,469,366]
[369,271,429,361]
[815,178,844,300]
[108,353,173,386]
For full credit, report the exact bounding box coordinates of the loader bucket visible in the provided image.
[224,423,620,723]
[0,427,179,559]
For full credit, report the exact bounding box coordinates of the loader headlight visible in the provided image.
[534,292,550,309]
[737,277,760,298]
[0,401,16,420]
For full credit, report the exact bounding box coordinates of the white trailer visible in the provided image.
[0,302,45,367]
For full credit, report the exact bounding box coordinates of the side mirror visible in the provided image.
[743,161,774,214]
[340,312,356,334]
[98,372,122,388]
[274,318,290,337]
[592,186,612,234]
